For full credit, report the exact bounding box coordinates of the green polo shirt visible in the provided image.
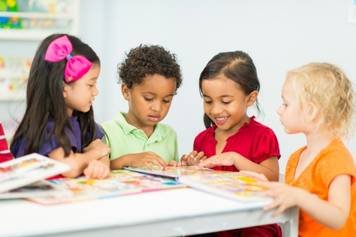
[102,112,179,162]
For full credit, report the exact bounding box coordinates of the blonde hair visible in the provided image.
[286,63,355,137]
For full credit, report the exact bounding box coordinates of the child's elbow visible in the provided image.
[329,214,348,230]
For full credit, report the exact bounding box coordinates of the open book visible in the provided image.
[125,166,270,203]
[124,166,214,180]
[0,153,70,194]
[30,170,186,205]
[180,172,271,203]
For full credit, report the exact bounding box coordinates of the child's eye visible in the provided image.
[144,97,154,101]
[204,100,212,104]
[87,84,95,88]
[221,101,231,105]
[163,99,171,104]
[282,103,288,107]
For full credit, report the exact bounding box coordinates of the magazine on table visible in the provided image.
[0,153,70,194]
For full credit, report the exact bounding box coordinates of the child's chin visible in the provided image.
[80,107,91,113]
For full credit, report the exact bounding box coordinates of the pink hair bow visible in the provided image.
[44,35,92,83]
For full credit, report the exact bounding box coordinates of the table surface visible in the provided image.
[0,187,298,237]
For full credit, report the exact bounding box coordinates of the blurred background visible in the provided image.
[1,0,355,173]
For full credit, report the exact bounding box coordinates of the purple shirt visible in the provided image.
[11,117,104,157]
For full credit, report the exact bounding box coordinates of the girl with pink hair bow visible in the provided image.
[11,34,110,179]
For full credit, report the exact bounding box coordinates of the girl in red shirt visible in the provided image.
[183,51,281,237]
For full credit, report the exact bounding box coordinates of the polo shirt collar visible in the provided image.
[115,112,166,142]
[116,112,138,134]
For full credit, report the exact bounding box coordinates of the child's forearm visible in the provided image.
[233,154,279,181]
[98,156,110,169]
[110,155,133,170]
[296,189,349,229]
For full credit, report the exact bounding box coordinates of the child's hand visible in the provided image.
[129,152,167,170]
[84,139,110,158]
[167,160,179,167]
[262,181,305,216]
[84,159,110,179]
[199,152,238,168]
[181,151,206,166]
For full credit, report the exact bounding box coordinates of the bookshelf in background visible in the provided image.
[0,0,80,40]
[0,0,80,138]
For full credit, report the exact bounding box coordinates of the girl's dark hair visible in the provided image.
[199,51,260,128]
[118,44,182,89]
[11,34,100,156]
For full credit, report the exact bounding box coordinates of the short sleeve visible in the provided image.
[193,134,202,152]
[193,129,210,152]
[252,128,280,163]
[94,123,105,140]
[172,130,179,162]
[317,147,356,188]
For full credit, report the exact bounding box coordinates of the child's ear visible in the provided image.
[121,84,130,100]
[305,102,320,123]
[62,84,70,98]
[246,90,258,106]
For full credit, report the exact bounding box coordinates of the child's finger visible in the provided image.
[151,156,167,168]
[264,199,280,211]
[273,203,288,217]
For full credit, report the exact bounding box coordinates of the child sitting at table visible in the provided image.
[102,45,182,170]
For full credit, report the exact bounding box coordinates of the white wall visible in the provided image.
[78,0,356,172]
[1,0,355,173]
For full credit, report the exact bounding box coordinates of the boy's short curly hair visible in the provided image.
[118,45,182,89]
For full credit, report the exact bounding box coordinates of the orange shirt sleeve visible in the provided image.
[316,144,355,188]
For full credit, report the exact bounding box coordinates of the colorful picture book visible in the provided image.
[125,166,270,203]
[124,166,214,180]
[0,153,70,193]
[179,172,271,203]
[30,170,186,205]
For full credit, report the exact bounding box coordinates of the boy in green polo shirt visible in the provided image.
[102,45,182,170]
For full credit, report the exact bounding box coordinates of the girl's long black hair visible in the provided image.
[199,51,260,128]
[11,34,100,156]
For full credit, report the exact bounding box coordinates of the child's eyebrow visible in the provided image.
[165,93,176,97]
[142,92,176,97]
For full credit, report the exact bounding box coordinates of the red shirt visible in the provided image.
[194,117,280,171]
[0,122,13,163]
[193,117,282,237]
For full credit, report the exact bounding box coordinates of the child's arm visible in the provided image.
[264,174,352,229]
[49,139,110,178]
[180,151,207,166]
[83,156,110,179]
[110,151,167,170]
[199,152,279,181]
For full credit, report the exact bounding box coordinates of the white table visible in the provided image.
[0,188,298,237]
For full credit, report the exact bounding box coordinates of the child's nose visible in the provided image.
[93,86,99,96]
[210,104,222,115]
[276,106,282,115]
[150,101,161,112]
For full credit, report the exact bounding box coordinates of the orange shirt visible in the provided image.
[285,139,356,237]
